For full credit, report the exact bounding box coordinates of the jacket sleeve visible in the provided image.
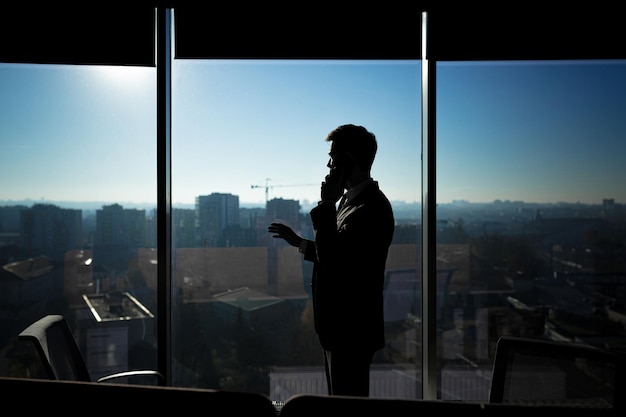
[309,202,340,263]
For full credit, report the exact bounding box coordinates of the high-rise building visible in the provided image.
[19,203,82,261]
[172,207,196,248]
[266,198,300,233]
[195,193,239,247]
[95,203,146,247]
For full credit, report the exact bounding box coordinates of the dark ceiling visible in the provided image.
[1,2,625,65]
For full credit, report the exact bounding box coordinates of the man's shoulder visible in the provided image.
[366,183,393,206]
[357,188,394,221]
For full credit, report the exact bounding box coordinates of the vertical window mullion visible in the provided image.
[156,6,173,386]
[421,10,438,400]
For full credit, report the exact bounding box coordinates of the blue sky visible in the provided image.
[0,59,625,208]
[172,60,421,207]
[437,60,626,204]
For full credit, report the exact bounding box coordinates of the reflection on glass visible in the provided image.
[0,63,157,381]
[436,60,626,400]
[171,60,422,398]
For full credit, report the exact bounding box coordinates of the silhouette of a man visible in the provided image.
[268,124,394,396]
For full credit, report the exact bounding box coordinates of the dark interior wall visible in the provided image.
[428,4,626,61]
[173,3,424,59]
[1,2,155,66]
[2,2,625,65]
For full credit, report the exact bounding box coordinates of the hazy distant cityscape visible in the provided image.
[1,194,622,256]
[2,196,620,222]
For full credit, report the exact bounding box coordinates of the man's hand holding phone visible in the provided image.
[321,166,345,204]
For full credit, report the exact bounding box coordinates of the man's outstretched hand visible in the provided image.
[268,222,303,247]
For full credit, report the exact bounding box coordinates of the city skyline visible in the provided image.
[1,59,625,206]
[0,193,617,216]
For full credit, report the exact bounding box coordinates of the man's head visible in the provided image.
[326,124,377,175]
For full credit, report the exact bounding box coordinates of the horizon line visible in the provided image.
[0,198,620,209]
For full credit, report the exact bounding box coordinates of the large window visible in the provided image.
[0,63,157,380]
[170,59,422,398]
[436,60,626,400]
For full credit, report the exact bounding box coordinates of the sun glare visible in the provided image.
[92,65,154,90]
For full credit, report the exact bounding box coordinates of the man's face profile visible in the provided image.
[327,143,344,170]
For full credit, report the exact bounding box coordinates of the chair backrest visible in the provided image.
[489,335,625,410]
[18,314,92,382]
[279,394,618,417]
[279,394,486,417]
[0,376,278,417]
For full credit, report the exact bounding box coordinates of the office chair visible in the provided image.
[489,335,625,410]
[18,314,165,385]
[0,376,279,417]
[279,394,488,417]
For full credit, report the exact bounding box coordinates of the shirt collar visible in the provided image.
[344,178,374,203]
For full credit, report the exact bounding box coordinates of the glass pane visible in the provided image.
[172,60,422,400]
[436,60,626,401]
[0,63,157,382]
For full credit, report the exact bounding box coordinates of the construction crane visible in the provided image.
[251,178,316,204]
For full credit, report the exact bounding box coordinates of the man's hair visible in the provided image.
[326,124,377,171]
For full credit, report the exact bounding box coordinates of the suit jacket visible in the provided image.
[303,180,394,353]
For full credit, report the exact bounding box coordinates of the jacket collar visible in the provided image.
[343,178,375,205]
